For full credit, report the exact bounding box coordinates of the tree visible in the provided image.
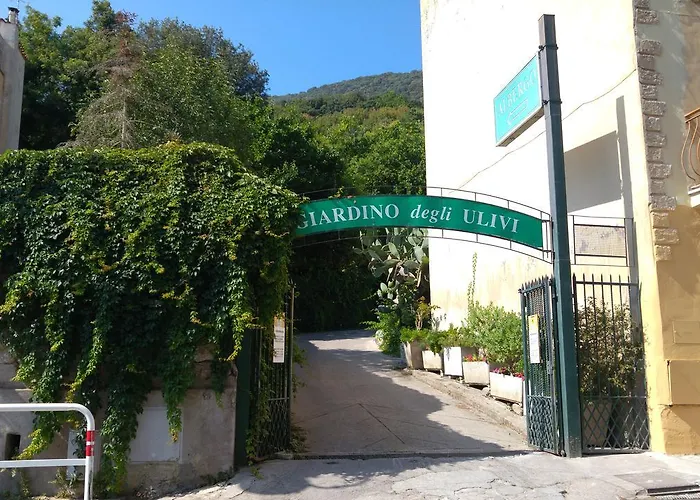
[73,42,257,153]
[19,9,74,149]
[249,107,344,194]
[0,144,299,493]
[137,18,268,97]
[20,2,134,149]
[70,11,141,148]
[346,119,426,194]
[20,2,269,149]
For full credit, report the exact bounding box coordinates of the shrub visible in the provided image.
[365,309,402,357]
[465,302,523,373]
[576,298,644,398]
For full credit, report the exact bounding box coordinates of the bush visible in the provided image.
[0,144,299,492]
[465,302,523,373]
[576,298,643,397]
[365,309,402,357]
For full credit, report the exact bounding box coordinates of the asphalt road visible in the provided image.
[291,330,525,457]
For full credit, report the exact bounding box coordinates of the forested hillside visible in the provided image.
[276,70,423,103]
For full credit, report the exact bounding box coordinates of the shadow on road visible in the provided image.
[221,330,528,497]
[292,330,525,456]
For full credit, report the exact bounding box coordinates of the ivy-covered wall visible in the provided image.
[0,143,299,492]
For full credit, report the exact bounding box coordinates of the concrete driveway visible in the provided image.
[292,330,526,457]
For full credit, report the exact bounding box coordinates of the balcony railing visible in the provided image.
[681,107,700,185]
[681,108,700,206]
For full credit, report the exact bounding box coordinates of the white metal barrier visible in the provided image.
[0,403,96,500]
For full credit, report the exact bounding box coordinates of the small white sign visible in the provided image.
[528,314,541,364]
[273,316,286,363]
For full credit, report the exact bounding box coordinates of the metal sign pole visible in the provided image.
[538,14,582,458]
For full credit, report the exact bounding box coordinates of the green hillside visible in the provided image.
[276,70,423,103]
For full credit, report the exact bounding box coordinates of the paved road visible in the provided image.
[292,330,525,456]
[163,453,700,500]
[160,330,700,500]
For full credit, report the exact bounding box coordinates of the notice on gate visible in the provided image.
[273,316,286,364]
[528,315,541,364]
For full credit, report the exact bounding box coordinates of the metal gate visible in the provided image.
[520,277,563,455]
[573,274,649,453]
[235,288,294,464]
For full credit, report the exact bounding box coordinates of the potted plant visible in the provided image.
[442,325,477,377]
[461,353,491,386]
[489,367,525,403]
[420,329,446,372]
[468,301,524,403]
[401,328,425,369]
[577,298,643,448]
[400,298,438,370]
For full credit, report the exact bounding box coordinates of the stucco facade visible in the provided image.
[420,0,700,453]
[0,7,24,153]
[0,347,237,496]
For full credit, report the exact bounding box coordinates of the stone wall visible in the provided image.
[0,347,237,496]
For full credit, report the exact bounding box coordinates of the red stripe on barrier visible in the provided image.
[86,430,95,441]
[86,443,93,457]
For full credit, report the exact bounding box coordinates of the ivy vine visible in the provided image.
[0,143,299,494]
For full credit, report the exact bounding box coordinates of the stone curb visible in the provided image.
[405,369,528,439]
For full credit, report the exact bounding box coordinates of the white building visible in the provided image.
[421,0,700,454]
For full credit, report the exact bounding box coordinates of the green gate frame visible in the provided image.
[520,277,563,455]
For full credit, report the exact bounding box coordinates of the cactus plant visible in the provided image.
[355,227,429,304]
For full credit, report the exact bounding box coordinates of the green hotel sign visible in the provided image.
[297,195,544,250]
[494,55,543,146]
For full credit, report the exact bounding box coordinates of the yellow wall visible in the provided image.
[632,0,700,453]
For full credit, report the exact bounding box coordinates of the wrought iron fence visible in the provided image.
[520,277,562,455]
[573,274,649,452]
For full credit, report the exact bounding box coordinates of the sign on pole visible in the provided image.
[539,14,582,458]
[494,55,543,147]
[273,316,285,364]
[527,315,541,364]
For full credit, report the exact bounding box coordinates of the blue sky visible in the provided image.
[24,0,423,95]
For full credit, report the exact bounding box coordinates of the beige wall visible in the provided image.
[421,0,642,326]
[0,16,23,153]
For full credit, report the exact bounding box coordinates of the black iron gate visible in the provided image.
[573,274,649,453]
[520,277,563,455]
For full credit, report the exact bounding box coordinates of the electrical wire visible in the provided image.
[454,68,637,190]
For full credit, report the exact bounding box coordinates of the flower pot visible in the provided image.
[489,372,524,404]
[582,400,613,449]
[403,341,424,370]
[421,350,442,372]
[443,346,476,376]
[462,361,490,386]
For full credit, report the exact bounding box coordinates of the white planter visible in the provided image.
[443,347,476,376]
[403,341,424,370]
[489,372,524,404]
[421,350,442,371]
[462,361,490,386]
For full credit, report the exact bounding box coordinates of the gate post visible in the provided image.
[539,14,582,458]
[234,330,254,466]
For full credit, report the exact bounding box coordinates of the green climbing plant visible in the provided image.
[0,143,300,494]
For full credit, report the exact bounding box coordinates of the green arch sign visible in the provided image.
[296,195,544,249]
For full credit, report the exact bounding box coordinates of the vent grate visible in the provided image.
[648,485,700,499]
